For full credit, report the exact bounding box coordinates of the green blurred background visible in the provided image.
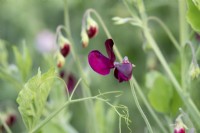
[1,0,199,133]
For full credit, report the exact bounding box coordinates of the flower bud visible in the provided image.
[58,35,70,57]
[174,124,185,133]
[56,53,65,68]
[86,16,98,39]
[190,64,200,79]
[81,29,89,48]
[174,115,186,133]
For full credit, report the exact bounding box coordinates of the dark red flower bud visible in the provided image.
[6,114,16,126]
[60,43,70,57]
[67,73,76,93]
[86,16,98,39]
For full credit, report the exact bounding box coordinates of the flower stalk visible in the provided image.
[87,8,154,133]
[134,0,200,128]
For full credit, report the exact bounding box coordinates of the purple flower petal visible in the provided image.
[88,50,114,75]
[114,63,132,82]
[105,39,116,63]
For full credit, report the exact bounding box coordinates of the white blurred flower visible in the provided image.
[35,30,57,53]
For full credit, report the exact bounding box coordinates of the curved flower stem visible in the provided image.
[186,41,198,66]
[88,8,154,133]
[135,0,200,127]
[87,9,123,61]
[129,78,154,133]
[63,1,98,133]
[147,16,181,52]
[132,77,168,133]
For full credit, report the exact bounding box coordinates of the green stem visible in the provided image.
[89,8,154,133]
[179,0,188,91]
[30,91,121,133]
[62,1,98,133]
[30,97,95,133]
[135,0,200,127]
[129,78,154,133]
[87,9,123,61]
[147,16,181,52]
[132,77,168,133]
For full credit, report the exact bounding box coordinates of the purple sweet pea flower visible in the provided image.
[88,39,133,82]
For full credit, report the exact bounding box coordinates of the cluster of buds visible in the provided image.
[56,26,71,68]
[81,12,98,48]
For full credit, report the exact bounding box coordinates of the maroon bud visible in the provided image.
[67,73,76,93]
[6,114,16,126]
[86,16,98,39]
[87,26,98,39]
[59,70,65,78]
[60,44,70,57]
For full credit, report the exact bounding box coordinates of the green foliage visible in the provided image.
[192,0,200,10]
[187,0,200,33]
[39,122,66,133]
[146,71,173,114]
[13,44,32,82]
[146,71,183,116]
[17,68,56,131]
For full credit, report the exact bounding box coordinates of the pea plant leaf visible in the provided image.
[146,71,173,114]
[17,68,56,131]
[187,0,200,33]
[13,44,32,82]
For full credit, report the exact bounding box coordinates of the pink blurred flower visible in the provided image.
[35,30,57,53]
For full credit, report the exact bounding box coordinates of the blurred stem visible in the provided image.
[135,0,200,127]
[132,77,168,133]
[0,114,12,133]
[88,8,153,133]
[179,0,188,91]
[62,1,98,133]
[147,16,181,52]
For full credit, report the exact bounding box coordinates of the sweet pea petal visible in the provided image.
[105,39,116,63]
[114,63,132,82]
[88,50,114,75]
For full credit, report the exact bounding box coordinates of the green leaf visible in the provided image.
[13,44,32,82]
[192,0,200,10]
[17,68,56,131]
[146,71,173,113]
[187,0,200,32]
